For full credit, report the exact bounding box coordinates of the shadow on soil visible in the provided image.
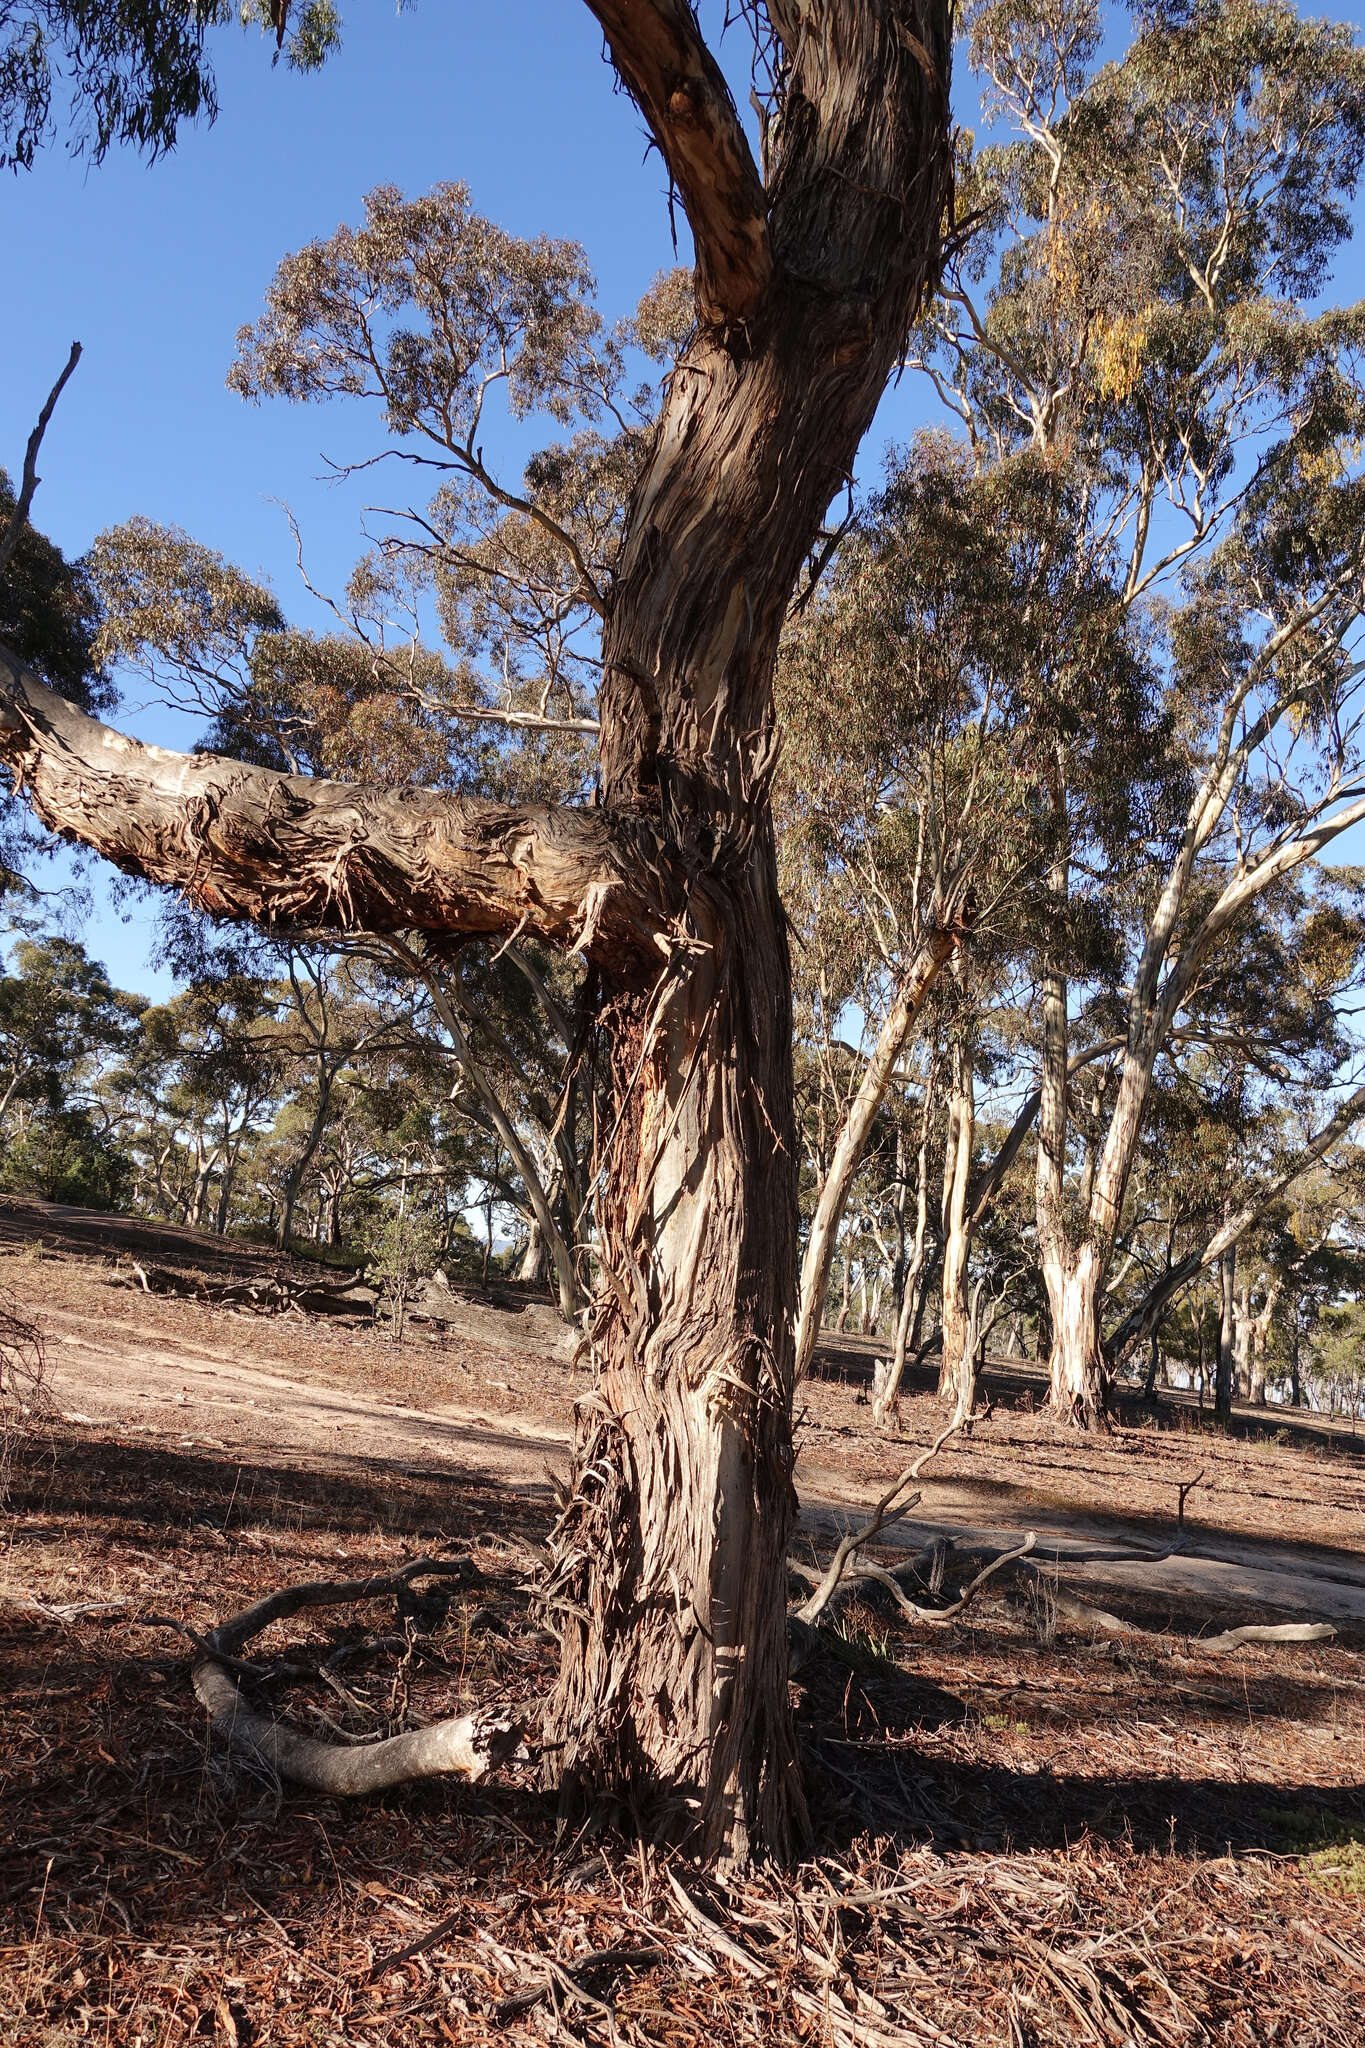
[2,1423,1362,1960]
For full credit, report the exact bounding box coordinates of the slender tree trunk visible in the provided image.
[188,1136,218,1230]
[1035,855,1108,1430]
[937,1039,974,1410]
[1232,1279,1254,1401]
[276,1056,334,1251]
[1214,1244,1236,1425]
[793,924,957,1378]
[836,1257,852,1333]
[872,1082,934,1427]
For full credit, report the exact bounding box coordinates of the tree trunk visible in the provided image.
[214,1160,236,1237]
[871,1083,934,1427]
[276,1056,334,1251]
[0,0,953,1866]
[937,1039,974,1411]
[542,854,808,1864]
[793,923,957,1378]
[544,2,952,1850]
[1044,1241,1108,1429]
[517,1212,549,1284]
[1034,863,1108,1430]
[836,1257,852,1334]
[1214,1244,1236,1425]
[1232,1279,1254,1401]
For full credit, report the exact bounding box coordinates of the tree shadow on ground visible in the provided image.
[3,1420,1362,1964]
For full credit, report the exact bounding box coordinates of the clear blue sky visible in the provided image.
[1,2,1363,998]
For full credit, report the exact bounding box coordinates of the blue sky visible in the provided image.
[2,1,1363,998]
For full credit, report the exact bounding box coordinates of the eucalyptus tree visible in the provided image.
[924,0,1365,1423]
[0,3,954,1861]
[0,933,142,1131]
[779,428,1155,1387]
[0,477,113,897]
[140,976,284,1231]
[1101,876,1365,1393]
[0,0,338,171]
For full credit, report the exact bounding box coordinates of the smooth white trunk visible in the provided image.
[1043,1241,1106,1428]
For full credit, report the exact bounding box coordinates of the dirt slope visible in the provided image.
[6,1194,1362,1635]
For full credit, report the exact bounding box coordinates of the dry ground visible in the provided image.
[0,1195,1361,2047]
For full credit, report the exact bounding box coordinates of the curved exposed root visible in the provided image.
[189,1558,524,1795]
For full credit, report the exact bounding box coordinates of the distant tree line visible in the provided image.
[4,0,1365,1441]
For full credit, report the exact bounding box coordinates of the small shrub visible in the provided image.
[365,1204,445,1345]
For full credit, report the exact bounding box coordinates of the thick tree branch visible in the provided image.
[187,1560,524,1794]
[968,1037,1124,1233]
[791,1419,963,1625]
[585,0,772,322]
[0,642,669,972]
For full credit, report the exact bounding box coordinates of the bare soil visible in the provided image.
[1,1195,1361,2046]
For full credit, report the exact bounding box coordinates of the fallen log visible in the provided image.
[1201,1621,1337,1653]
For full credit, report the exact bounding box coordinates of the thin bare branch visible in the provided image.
[0,342,82,581]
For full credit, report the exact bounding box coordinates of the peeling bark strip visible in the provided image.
[0,647,669,972]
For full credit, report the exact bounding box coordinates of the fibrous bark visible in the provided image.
[0,0,954,1867]
[0,646,669,971]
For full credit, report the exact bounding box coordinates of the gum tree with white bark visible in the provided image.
[925,0,1365,1424]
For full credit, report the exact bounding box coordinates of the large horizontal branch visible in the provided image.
[585,0,771,322]
[0,643,670,973]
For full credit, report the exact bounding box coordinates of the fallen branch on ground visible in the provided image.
[792,1422,964,1627]
[187,1558,525,1794]
[852,1534,1038,1625]
[116,1261,378,1320]
[1202,1621,1337,1653]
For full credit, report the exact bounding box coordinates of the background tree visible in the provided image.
[918,0,1365,1423]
